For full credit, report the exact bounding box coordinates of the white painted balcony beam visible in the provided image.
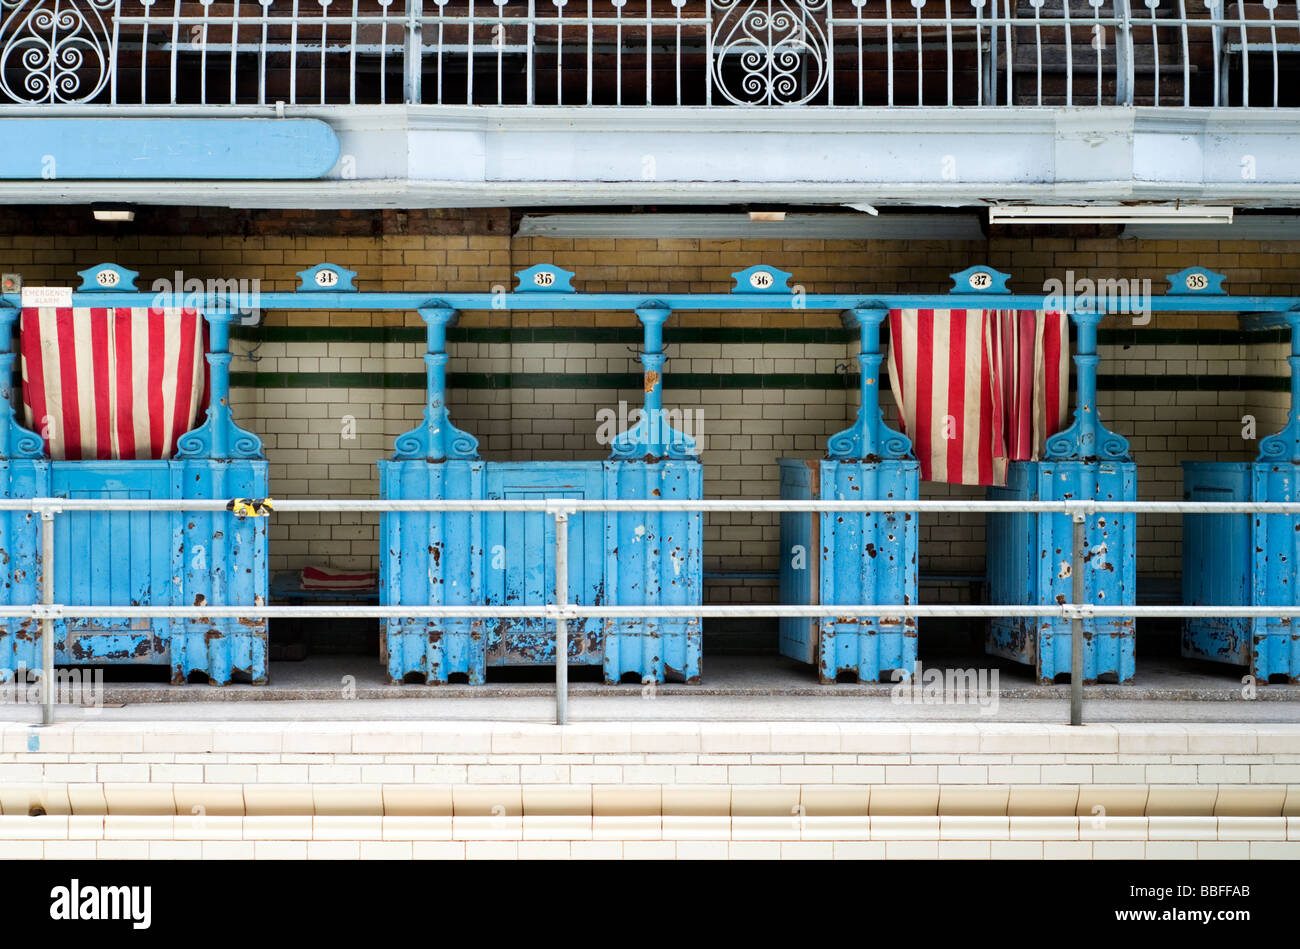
[6,105,1300,209]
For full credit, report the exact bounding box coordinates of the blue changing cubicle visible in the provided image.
[1181,310,1300,683]
[379,266,703,684]
[4,259,1290,689]
[778,308,921,683]
[986,308,1138,684]
[0,264,269,685]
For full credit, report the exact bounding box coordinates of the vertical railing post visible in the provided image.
[1115,0,1134,105]
[40,507,55,726]
[526,0,536,105]
[1069,507,1085,727]
[405,0,424,104]
[553,507,569,726]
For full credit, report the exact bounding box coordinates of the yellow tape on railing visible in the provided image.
[227,497,275,518]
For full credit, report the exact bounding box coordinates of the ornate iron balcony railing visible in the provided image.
[3,0,1298,107]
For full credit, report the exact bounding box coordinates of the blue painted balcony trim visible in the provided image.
[0,118,338,180]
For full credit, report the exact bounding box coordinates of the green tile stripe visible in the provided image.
[230,325,1290,346]
[229,372,857,390]
[230,371,1289,392]
[231,371,429,389]
[228,322,1289,391]
[1098,374,1288,392]
[231,326,853,345]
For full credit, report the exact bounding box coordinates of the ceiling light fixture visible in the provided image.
[988,205,1234,226]
[91,203,135,223]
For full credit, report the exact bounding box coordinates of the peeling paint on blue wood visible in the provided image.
[778,307,919,684]
[0,119,340,180]
[1182,461,1300,682]
[379,293,702,685]
[1249,461,1300,682]
[1182,313,1300,683]
[987,460,1138,683]
[778,458,920,683]
[0,457,269,684]
[986,308,1136,684]
[379,459,702,684]
[0,288,269,685]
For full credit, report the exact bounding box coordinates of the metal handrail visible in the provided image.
[8,497,1300,514]
[12,492,1300,727]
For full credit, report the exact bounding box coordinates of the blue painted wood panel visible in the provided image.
[1183,460,1300,682]
[1181,462,1253,668]
[379,459,485,684]
[171,457,270,684]
[379,457,703,684]
[52,464,171,664]
[484,463,604,665]
[1251,462,1300,681]
[986,463,1043,668]
[987,460,1137,684]
[778,459,817,665]
[0,457,268,684]
[602,459,703,684]
[0,459,47,680]
[0,119,339,179]
[778,457,920,683]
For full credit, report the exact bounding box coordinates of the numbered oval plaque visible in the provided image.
[1184,272,1209,291]
[314,269,339,288]
[533,271,556,288]
[968,270,993,291]
[749,270,775,290]
[96,269,120,288]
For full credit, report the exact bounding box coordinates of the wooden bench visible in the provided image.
[705,569,987,600]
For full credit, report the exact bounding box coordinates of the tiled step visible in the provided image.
[1,782,1295,818]
[3,815,1298,860]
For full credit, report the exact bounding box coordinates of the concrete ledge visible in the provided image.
[6,721,1298,755]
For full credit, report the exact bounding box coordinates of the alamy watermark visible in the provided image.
[1042,271,1153,326]
[594,401,705,449]
[50,879,151,929]
[0,663,103,711]
[151,271,260,322]
[890,661,1000,715]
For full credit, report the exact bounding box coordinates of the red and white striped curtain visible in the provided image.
[19,308,209,461]
[886,309,1069,486]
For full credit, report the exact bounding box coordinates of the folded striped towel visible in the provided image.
[299,566,379,591]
